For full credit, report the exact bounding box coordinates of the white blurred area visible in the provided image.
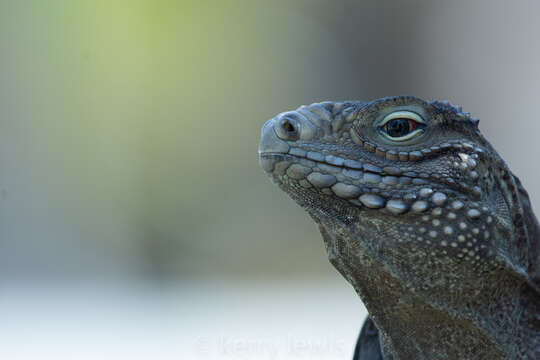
[0,279,366,360]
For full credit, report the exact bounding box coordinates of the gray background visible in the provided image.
[1,1,539,359]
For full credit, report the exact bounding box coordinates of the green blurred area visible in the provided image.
[1,0,539,281]
[0,0,345,280]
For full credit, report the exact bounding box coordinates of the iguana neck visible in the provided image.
[317,217,538,360]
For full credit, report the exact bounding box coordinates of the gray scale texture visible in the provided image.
[259,96,540,359]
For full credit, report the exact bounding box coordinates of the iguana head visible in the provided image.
[259,96,539,357]
[259,96,501,268]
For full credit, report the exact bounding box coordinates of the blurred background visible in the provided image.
[1,1,539,359]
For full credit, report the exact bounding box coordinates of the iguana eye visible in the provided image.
[379,111,426,142]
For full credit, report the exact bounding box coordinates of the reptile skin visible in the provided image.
[258,96,540,359]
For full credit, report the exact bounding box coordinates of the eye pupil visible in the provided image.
[386,118,411,137]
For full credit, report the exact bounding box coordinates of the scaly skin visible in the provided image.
[258,96,540,359]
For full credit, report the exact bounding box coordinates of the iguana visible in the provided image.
[258,96,540,359]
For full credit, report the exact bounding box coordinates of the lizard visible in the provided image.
[258,96,540,359]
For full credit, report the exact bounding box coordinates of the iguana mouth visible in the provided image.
[259,151,444,213]
[259,146,474,215]
[260,148,434,190]
[260,151,385,176]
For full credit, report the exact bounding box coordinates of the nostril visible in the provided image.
[276,117,298,140]
[282,119,295,133]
